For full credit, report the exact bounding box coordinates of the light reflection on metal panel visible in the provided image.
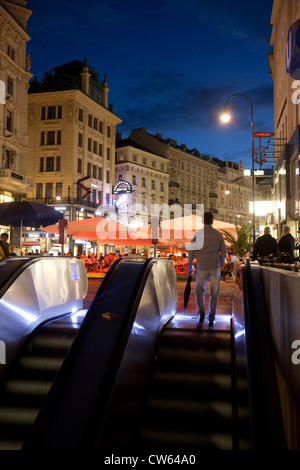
[0,257,87,377]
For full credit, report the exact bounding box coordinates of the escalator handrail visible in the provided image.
[0,256,41,298]
[23,256,164,450]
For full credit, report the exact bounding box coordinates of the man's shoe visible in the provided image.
[197,315,204,326]
[208,320,214,327]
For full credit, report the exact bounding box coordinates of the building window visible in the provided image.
[47,131,55,145]
[78,108,83,122]
[107,125,111,138]
[98,143,103,156]
[57,130,61,145]
[45,183,53,199]
[40,132,45,145]
[99,121,103,134]
[87,162,91,177]
[106,193,110,204]
[93,141,97,154]
[41,106,46,120]
[77,158,82,173]
[88,138,92,152]
[93,117,98,130]
[93,165,97,178]
[7,76,13,96]
[88,114,92,127]
[6,110,12,131]
[98,167,102,180]
[78,133,83,147]
[107,147,111,160]
[36,183,43,199]
[56,183,62,197]
[56,156,61,172]
[151,180,155,190]
[46,157,54,171]
[39,157,44,172]
[142,177,146,187]
[106,170,110,183]
[160,182,164,192]
[7,45,15,60]
[47,106,56,119]
[132,175,137,185]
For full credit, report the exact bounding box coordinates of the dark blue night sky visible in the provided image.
[26,0,274,170]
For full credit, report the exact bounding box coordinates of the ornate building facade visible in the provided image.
[115,132,169,226]
[269,0,300,238]
[27,59,121,222]
[0,0,34,205]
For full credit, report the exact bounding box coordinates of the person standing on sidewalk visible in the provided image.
[253,226,277,258]
[277,225,295,258]
[187,212,227,327]
[0,233,11,260]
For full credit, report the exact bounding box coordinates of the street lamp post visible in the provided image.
[221,94,256,246]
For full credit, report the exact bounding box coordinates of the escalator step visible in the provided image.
[141,427,233,450]
[30,335,76,351]
[0,406,39,425]
[0,440,23,450]
[150,370,232,400]
[146,396,232,418]
[18,355,64,371]
[161,330,231,349]
[156,346,231,372]
[153,369,231,388]
[4,379,52,396]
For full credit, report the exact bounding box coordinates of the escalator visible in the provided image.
[21,257,251,451]
[0,256,88,449]
[1,256,281,451]
[139,324,234,450]
[0,314,83,450]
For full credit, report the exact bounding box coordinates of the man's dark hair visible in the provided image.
[203,212,214,225]
[0,233,8,239]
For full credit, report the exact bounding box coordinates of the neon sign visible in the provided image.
[112,180,132,194]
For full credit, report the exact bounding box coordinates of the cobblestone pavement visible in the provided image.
[83,277,235,316]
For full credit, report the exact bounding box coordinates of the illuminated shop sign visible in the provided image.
[254,132,274,138]
[243,169,273,177]
[112,180,132,194]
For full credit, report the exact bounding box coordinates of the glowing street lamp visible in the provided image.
[220,112,231,123]
[221,94,256,246]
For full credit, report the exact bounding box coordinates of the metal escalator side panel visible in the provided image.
[242,261,286,449]
[23,258,177,450]
[0,257,87,381]
[0,257,39,298]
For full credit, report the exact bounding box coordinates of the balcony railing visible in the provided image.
[26,197,100,209]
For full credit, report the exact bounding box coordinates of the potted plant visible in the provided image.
[221,223,252,260]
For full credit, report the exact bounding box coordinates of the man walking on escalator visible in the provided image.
[187,212,226,327]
